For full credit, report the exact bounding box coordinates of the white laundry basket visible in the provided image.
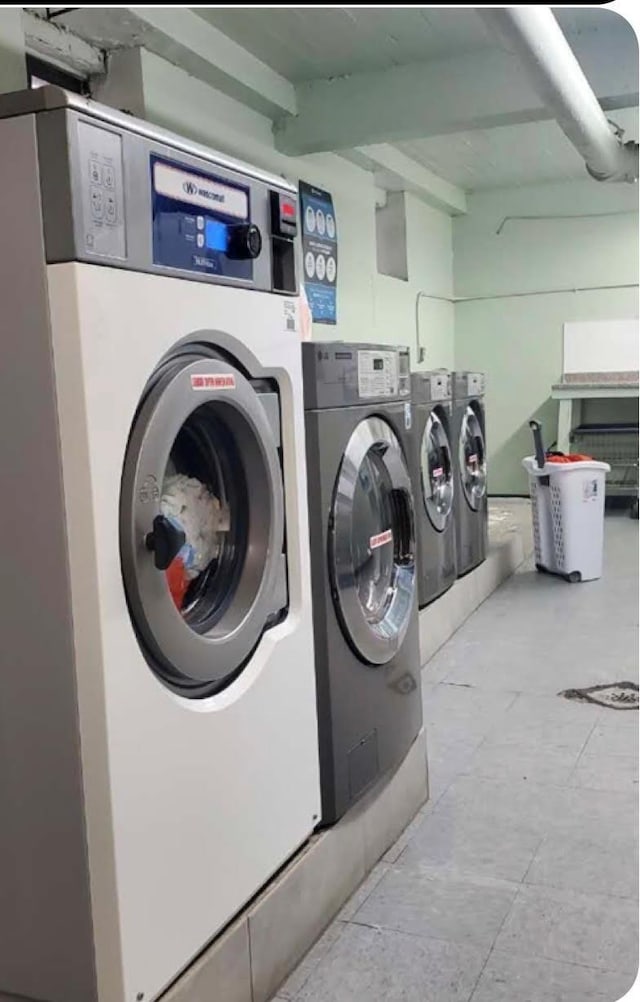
[523,456,611,582]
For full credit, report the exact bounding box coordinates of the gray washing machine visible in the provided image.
[410,370,457,607]
[452,372,488,576]
[303,342,422,825]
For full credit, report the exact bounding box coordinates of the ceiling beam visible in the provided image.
[51,7,296,117]
[22,10,105,79]
[346,145,466,215]
[275,29,637,155]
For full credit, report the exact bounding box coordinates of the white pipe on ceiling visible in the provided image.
[480,7,638,183]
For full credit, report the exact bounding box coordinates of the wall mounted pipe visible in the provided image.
[480,7,638,183]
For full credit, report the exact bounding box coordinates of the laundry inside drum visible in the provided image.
[160,403,246,631]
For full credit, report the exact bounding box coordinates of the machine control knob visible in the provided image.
[145,515,186,571]
[227,223,262,260]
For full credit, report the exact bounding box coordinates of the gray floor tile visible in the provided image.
[466,742,581,786]
[397,799,542,882]
[584,721,639,757]
[382,809,431,864]
[423,735,482,802]
[506,692,604,728]
[338,864,390,921]
[470,948,636,1002]
[274,517,638,1002]
[276,922,345,999]
[352,865,518,949]
[480,718,596,755]
[524,830,639,900]
[295,923,488,1002]
[433,775,567,839]
[494,884,639,974]
[570,752,639,795]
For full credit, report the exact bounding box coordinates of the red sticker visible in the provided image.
[190,373,236,391]
[432,467,444,478]
[369,528,393,550]
[468,453,478,465]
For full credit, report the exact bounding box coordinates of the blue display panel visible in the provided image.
[151,155,252,280]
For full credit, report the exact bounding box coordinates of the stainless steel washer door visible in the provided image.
[120,350,285,697]
[330,416,416,666]
[458,403,487,512]
[420,409,454,532]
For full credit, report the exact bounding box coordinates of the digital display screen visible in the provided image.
[373,358,384,371]
[205,219,229,253]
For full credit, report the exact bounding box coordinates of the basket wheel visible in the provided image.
[566,571,582,584]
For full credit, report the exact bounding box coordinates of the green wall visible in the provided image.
[454,179,639,494]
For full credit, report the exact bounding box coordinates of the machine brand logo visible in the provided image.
[154,162,248,219]
[183,178,224,204]
[190,373,236,391]
[369,529,393,550]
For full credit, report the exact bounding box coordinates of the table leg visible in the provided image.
[557,398,573,454]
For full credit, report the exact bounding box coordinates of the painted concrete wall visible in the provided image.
[454,179,639,494]
[0,10,27,91]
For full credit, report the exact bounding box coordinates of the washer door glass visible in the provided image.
[458,403,487,511]
[120,348,285,698]
[420,410,454,532]
[330,416,416,666]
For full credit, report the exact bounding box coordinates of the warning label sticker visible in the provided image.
[190,373,236,391]
[369,528,393,550]
[583,478,599,502]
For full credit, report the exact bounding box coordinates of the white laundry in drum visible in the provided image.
[160,475,230,604]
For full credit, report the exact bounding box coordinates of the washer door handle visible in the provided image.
[145,515,186,571]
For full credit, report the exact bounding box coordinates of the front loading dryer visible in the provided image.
[303,343,423,825]
[0,86,320,1002]
[410,371,457,607]
[452,372,488,576]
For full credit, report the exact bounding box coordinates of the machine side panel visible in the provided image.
[0,116,97,1002]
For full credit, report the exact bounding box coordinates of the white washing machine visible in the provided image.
[0,87,320,1002]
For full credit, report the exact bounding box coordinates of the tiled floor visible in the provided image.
[272,512,638,1002]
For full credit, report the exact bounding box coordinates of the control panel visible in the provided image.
[31,103,298,295]
[302,342,411,410]
[429,371,451,401]
[77,120,126,260]
[151,156,259,281]
[466,372,486,395]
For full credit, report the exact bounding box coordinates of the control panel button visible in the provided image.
[196,233,205,248]
[197,216,205,231]
[89,160,102,185]
[226,223,262,260]
[105,194,117,224]
[103,165,115,189]
[90,187,104,220]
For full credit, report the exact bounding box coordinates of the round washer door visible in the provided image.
[420,409,454,532]
[330,416,416,666]
[120,350,285,697]
[458,403,487,511]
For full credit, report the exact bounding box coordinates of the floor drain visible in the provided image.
[559,681,639,710]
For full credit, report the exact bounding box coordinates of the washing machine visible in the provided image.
[303,342,423,825]
[0,86,320,1002]
[452,372,488,576]
[410,370,457,606]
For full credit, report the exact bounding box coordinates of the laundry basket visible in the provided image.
[523,421,610,582]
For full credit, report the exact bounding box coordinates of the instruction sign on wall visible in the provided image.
[299,181,338,324]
